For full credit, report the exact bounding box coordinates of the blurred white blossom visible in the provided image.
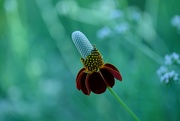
[97,26,111,39]
[157,52,180,84]
[165,52,180,65]
[109,9,123,19]
[157,66,168,77]
[131,10,141,22]
[114,22,129,34]
[96,8,142,40]
[165,54,172,65]
[171,15,180,31]
[159,70,179,83]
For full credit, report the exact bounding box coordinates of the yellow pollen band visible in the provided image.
[81,48,104,72]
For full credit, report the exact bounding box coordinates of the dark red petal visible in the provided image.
[85,74,91,95]
[100,68,115,87]
[76,68,86,90]
[76,68,86,83]
[103,63,122,81]
[88,72,107,94]
[78,72,89,95]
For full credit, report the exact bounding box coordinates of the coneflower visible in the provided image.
[71,31,140,121]
[72,31,122,95]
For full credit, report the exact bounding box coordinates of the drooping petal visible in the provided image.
[100,68,115,87]
[85,74,91,95]
[81,74,91,95]
[87,72,107,94]
[103,63,122,81]
[76,71,89,95]
[76,68,86,90]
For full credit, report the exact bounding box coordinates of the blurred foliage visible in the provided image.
[0,0,180,121]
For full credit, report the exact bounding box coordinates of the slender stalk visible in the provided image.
[108,87,140,121]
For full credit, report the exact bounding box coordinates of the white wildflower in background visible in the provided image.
[97,26,111,39]
[109,9,123,19]
[172,52,180,64]
[131,10,141,22]
[96,7,142,40]
[114,22,129,34]
[157,66,168,77]
[171,15,180,31]
[165,52,180,65]
[97,22,129,39]
[157,52,180,84]
[164,54,172,65]
[158,70,179,83]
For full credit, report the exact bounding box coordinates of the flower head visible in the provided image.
[72,31,122,95]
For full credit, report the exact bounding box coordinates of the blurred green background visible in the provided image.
[0,0,180,121]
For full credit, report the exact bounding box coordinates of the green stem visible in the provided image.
[108,87,140,121]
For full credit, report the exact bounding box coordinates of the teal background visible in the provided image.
[0,0,180,121]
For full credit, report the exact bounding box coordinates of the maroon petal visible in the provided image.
[76,68,86,90]
[103,63,122,81]
[85,74,91,95]
[87,72,107,94]
[77,72,89,95]
[76,68,86,83]
[100,68,115,87]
